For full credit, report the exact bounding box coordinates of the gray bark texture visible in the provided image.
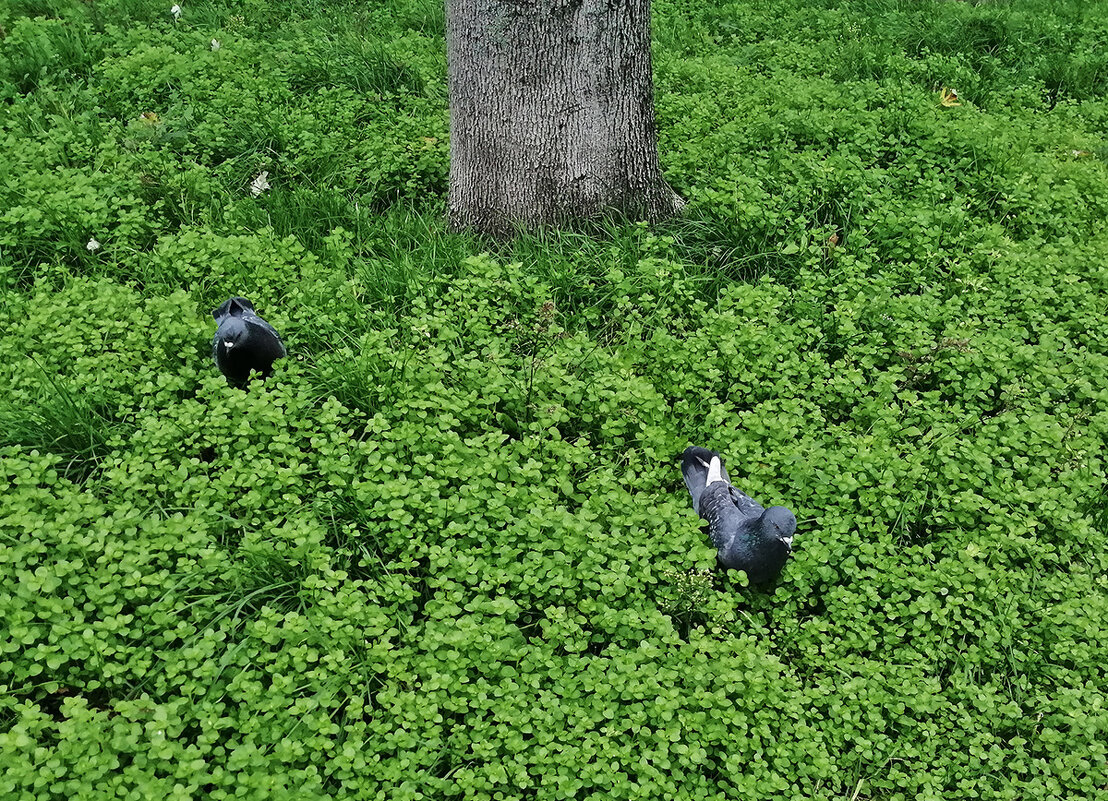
[446,0,683,236]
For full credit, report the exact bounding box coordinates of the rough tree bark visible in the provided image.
[446,0,682,236]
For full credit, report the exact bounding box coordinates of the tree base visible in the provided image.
[447,0,680,238]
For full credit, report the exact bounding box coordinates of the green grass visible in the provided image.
[1,0,1107,798]
[0,367,119,479]
[283,30,426,96]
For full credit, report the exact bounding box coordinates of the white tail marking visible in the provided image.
[706,456,725,486]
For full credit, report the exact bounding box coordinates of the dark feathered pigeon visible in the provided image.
[681,446,796,585]
[211,296,286,387]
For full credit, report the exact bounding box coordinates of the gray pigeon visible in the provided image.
[681,446,796,585]
[211,296,286,387]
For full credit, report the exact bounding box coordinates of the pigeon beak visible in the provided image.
[782,535,793,550]
[223,339,236,350]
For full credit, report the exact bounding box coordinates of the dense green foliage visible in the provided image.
[2,0,1107,797]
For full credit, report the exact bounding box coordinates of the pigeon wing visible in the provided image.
[727,484,764,519]
[699,483,743,552]
[244,313,286,356]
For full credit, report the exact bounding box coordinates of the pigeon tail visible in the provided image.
[681,446,725,513]
[212,296,256,321]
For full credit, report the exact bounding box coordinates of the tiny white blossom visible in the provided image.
[86,238,101,252]
[250,171,271,197]
[210,38,221,51]
[170,4,181,21]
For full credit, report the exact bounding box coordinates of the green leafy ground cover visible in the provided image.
[2,0,1107,797]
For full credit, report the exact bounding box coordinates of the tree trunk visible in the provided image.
[446,0,682,236]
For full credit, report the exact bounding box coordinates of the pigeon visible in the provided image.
[211,296,286,387]
[681,446,796,585]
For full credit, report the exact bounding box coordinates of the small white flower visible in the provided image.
[249,171,271,197]
[210,38,221,51]
[170,4,181,21]
[86,238,101,252]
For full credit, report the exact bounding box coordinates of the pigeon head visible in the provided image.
[215,316,249,351]
[759,506,797,552]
